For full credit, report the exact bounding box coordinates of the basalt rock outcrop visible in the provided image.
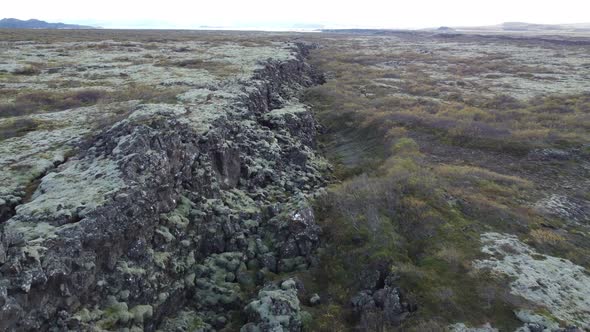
[350,268,415,331]
[241,278,305,332]
[0,43,328,331]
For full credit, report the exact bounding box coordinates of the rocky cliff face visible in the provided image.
[0,43,328,331]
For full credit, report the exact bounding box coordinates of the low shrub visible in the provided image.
[0,89,107,118]
[13,64,41,76]
[0,118,39,140]
[0,85,186,118]
[530,229,565,245]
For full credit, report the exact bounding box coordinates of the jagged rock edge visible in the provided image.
[0,42,326,331]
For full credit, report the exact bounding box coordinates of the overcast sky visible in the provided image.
[3,0,590,29]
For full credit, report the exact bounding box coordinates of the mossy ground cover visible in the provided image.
[299,32,590,330]
[1,29,588,330]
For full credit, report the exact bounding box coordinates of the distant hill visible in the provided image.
[0,18,97,29]
[501,22,590,32]
[419,22,590,35]
[455,22,590,34]
[436,26,456,33]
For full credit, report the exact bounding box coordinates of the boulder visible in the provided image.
[241,278,303,332]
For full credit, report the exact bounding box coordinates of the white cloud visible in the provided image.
[3,0,590,29]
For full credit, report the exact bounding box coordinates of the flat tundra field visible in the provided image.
[0,29,589,331]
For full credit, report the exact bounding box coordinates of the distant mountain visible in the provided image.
[453,22,590,34]
[500,22,590,31]
[0,18,97,29]
[419,22,590,35]
[436,26,456,33]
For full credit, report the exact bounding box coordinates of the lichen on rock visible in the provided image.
[241,278,304,332]
[473,232,590,329]
[0,40,327,331]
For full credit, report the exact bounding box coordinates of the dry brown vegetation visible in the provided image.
[0,89,106,117]
[0,28,284,44]
[0,85,185,119]
[154,58,241,78]
[307,51,589,155]
[12,64,42,76]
